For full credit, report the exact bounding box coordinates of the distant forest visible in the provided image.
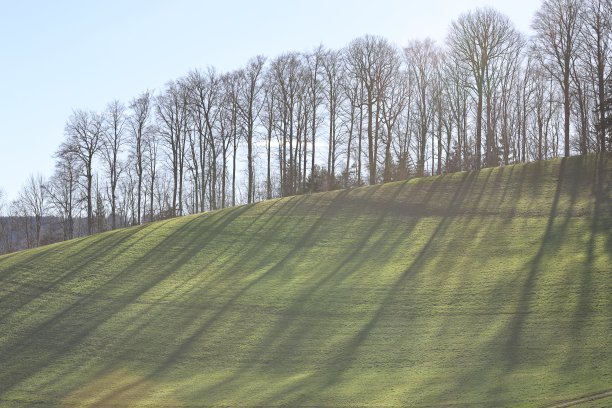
[1,0,611,254]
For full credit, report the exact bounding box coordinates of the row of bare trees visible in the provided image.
[2,0,611,254]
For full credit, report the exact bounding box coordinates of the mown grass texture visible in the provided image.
[0,154,610,407]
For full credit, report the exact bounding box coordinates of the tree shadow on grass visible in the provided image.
[499,157,586,368]
[126,193,329,341]
[124,197,303,310]
[0,222,172,322]
[0,204,251,399]
[196,183,419,404]
[565,152,612,372]
[95,180,419,404]
[234,183,417,389]
[79,191,341,406]
[428,156,601,406]
[48,195,326,405]
[430,166,523,339]
[0,226,137,291]
[254,171,483,406]
[207,194,322,283]
[230,156,606,407]
[4,157,607,406]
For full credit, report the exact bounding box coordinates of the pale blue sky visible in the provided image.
[0,0,540,201]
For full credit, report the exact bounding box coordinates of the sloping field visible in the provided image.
[0,154,610,407]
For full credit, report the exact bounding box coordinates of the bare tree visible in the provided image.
[346,35,400,184]
[63,109,104,235]
[578,0,612,152]
[599,79,612,147]
[340,72,365,186]
[224,71,241,207]
[18,174,47,247]
[526,62,563,160]
[10,198,33,249]
[492,36,524,165]
[145,126,160,221]
[271,52,303,195]
[102,99,127,229]
[48,148,81,240]
[118,165,137,225]
[187,68,224,210]
[570,57,594,154]
[237,55,266,203]
[304,46,325,191]
[380,62,408,181]
[322,48,345,184]
[128,91,153,224]
[442,57,472,170]
[532,0,582,158]
[448,7,524,168]
[157,81,189,216]
[35,13,612,235]
[217,73,238,208]
[0,188,11,254]
[261,70,277,199]
[405,38,440,176]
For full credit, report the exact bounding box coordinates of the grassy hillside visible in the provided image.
[0,154,610,407]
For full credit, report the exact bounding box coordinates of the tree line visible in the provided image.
[1,0,611,254]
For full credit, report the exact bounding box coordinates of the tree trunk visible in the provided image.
[476,82,483,169]
[367,93,375,185]
[563,64,571,157]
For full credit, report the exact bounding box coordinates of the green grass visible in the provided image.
[0,154,611,407]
